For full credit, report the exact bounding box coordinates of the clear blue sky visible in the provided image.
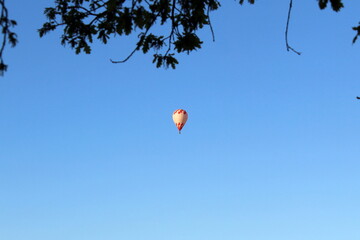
[1,1,360,240]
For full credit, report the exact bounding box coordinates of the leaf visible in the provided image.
[352,24,360,44]
[10,20,17,26]
[330,0,344,12]
[318,0,343,11]
[174,33,203,53]
[83,44,91,54]
[239,0,255,5]
[318,0,328,10]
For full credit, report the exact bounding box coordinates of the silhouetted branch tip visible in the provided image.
[285,0,301,55]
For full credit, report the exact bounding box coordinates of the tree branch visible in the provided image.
[0,0,17,75]
[164,0,177,56]
[207,4,215,42]
[285,0,301,55]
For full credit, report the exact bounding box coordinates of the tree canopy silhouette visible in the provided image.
[37,0,359,69]
[1,0,360,74]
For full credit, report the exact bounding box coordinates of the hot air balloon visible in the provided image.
[172,109,188,134]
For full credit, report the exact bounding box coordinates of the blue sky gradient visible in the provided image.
[1,1,360,240]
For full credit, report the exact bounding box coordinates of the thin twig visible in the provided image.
[110,45,138,63]
[285,0,301,55]
[207,5,215,42]
[68,6,99,16]
[0,1,8,60]
[0,0,15,75]
[164,0,177,56]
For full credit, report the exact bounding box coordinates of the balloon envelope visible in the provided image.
[172,109,188,133]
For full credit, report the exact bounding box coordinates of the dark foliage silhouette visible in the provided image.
[1,0,359,74]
